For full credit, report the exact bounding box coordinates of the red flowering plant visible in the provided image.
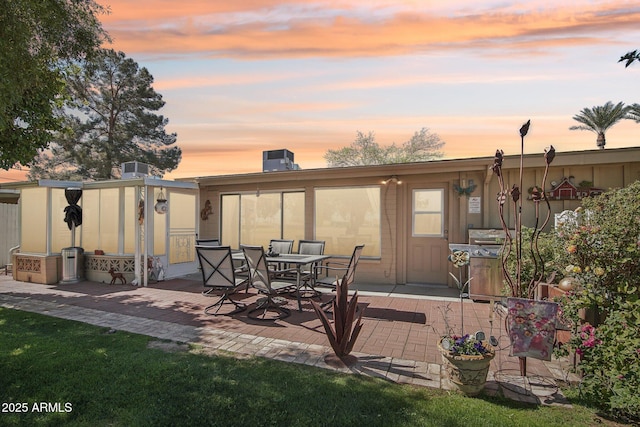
[553,182,640,421]
[575,323,601,358]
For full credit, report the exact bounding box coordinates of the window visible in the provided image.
[168,191,196,264]
[20,187,47,253]
[82,188,119,253]
[412,189,444,236]
[221,191,304,248]
[315,187,380,257]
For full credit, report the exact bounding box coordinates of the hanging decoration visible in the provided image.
[453,179,476,197]
[200,199,212,220]
[155,187,168,214]
[138,199,145,225]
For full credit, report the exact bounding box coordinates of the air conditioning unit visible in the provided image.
[121,161,150,179]
[262,149,300,172]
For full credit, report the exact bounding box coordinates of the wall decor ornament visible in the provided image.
[155,187,168,214]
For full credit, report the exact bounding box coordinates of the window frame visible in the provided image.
[411,188,444,237]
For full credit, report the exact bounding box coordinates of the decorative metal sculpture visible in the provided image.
[493,122,555,300]
[493,121,557,376]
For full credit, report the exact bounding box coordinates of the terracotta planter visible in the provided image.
[438,339,495,396]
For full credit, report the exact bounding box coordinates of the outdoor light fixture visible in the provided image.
[155,187,168,214]
[382,175,402,185]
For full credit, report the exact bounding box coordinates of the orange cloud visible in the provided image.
[99,1,640,59]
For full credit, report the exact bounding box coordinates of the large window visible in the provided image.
[82,188,120,253]
[221,191,304,248]
[20,187,47,253]
[315,187,380,257]
[168,191,196,264]
[412,189,444,236]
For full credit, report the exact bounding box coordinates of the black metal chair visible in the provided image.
[287,240,326,297]
[196,245,248,316]
[242,245,297,320]
[312,244,364,309]
[268,239,294,255]
[196,239,220,246]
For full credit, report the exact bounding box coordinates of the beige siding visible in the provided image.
[194,147,640,286]
[0,203,19,267]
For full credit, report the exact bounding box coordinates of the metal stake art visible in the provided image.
[492,121,555,300]
[492,121,559,377]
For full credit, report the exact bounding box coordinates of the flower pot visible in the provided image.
[438,339,495,396]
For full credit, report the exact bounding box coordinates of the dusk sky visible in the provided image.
[2,0,640,182]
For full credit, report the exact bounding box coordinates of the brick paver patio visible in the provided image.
[0,273,577,405]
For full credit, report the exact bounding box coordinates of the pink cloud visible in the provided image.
[100,1,640,59]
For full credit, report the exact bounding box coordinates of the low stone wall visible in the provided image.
[85,254,136,285]
[13,254,61,285]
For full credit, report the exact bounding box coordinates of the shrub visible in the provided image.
[554,181,640,421]
[502,226,559,297]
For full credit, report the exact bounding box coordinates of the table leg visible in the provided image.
[296,267,303,312]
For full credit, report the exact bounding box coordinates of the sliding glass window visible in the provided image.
[315,187,381,257]
[221,192,304,248]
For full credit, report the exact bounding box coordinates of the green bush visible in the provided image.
[554,181,640,422]
[501,226,559,298]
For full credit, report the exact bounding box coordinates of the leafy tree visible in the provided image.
[324,128,444,167]
[29,49,181,180]
[0,0,108,170]
[569,101,629,149]
[619,49,640,68]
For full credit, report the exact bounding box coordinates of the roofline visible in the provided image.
[0,177,198,190]
[186,146,640,186]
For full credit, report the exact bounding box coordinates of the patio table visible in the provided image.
[233,252,330,311]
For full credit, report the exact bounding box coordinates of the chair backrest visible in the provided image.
[269,239,294,255]
[298,240,325,256]
[195,245,237,289]
[196,239,220,247]
[343,244,365,286]
[241,245,273,294]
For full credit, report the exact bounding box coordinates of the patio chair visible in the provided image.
[268,239,294,255]
[242,245,297,320]
[196,245,248,316]
[268,239,295,276]
[312,244,364,310]
[281,240,326,295]
[196,239,220,247]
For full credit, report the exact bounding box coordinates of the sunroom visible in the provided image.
[11,177,198,286]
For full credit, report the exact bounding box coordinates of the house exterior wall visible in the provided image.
[193,147,640,287]
[0,202,19,268]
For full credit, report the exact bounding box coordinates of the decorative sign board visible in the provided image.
[468,196,481,214]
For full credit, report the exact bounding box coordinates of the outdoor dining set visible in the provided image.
[194,239,364,321]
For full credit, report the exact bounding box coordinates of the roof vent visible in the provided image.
[121,161,150,179]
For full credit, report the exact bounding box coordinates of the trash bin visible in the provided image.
[61,247,84,283]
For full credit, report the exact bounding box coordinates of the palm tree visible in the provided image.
[627,103,640,123]
[569,101,629,149]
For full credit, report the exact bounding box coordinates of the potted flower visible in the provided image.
[438,249,495,396]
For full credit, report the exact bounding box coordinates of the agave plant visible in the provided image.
[310,275,365,359]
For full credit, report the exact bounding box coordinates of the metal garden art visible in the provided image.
[310,274,365,365]
[438,249,495,396]
[492,121,560,376]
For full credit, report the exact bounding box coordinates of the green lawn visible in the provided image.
[0,308,617,426]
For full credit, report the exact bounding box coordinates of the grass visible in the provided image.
[0,308,620,426]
